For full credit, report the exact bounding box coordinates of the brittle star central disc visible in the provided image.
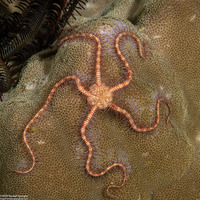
[87,84,112,109]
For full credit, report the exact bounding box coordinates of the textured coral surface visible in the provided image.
[0,0,200,199]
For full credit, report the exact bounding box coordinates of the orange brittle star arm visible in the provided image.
[14,75,90,173]
[59,34,127,197]
[58,33,102,86]
[81,105,126,198]
[110,99,171,133]
[108,32,171,132]
[110,32,147,93]
[14,34,104,175]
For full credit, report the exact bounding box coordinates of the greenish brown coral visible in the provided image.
[0,0,200,199]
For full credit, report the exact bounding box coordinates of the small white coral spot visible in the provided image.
[142,152,149,157]
[153,35,162,39]
[38,140,45,145]
[189,14,196,22]
[159,86,164,91]
[25,82,37,90]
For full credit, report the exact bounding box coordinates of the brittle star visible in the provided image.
[14,33,171,197]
